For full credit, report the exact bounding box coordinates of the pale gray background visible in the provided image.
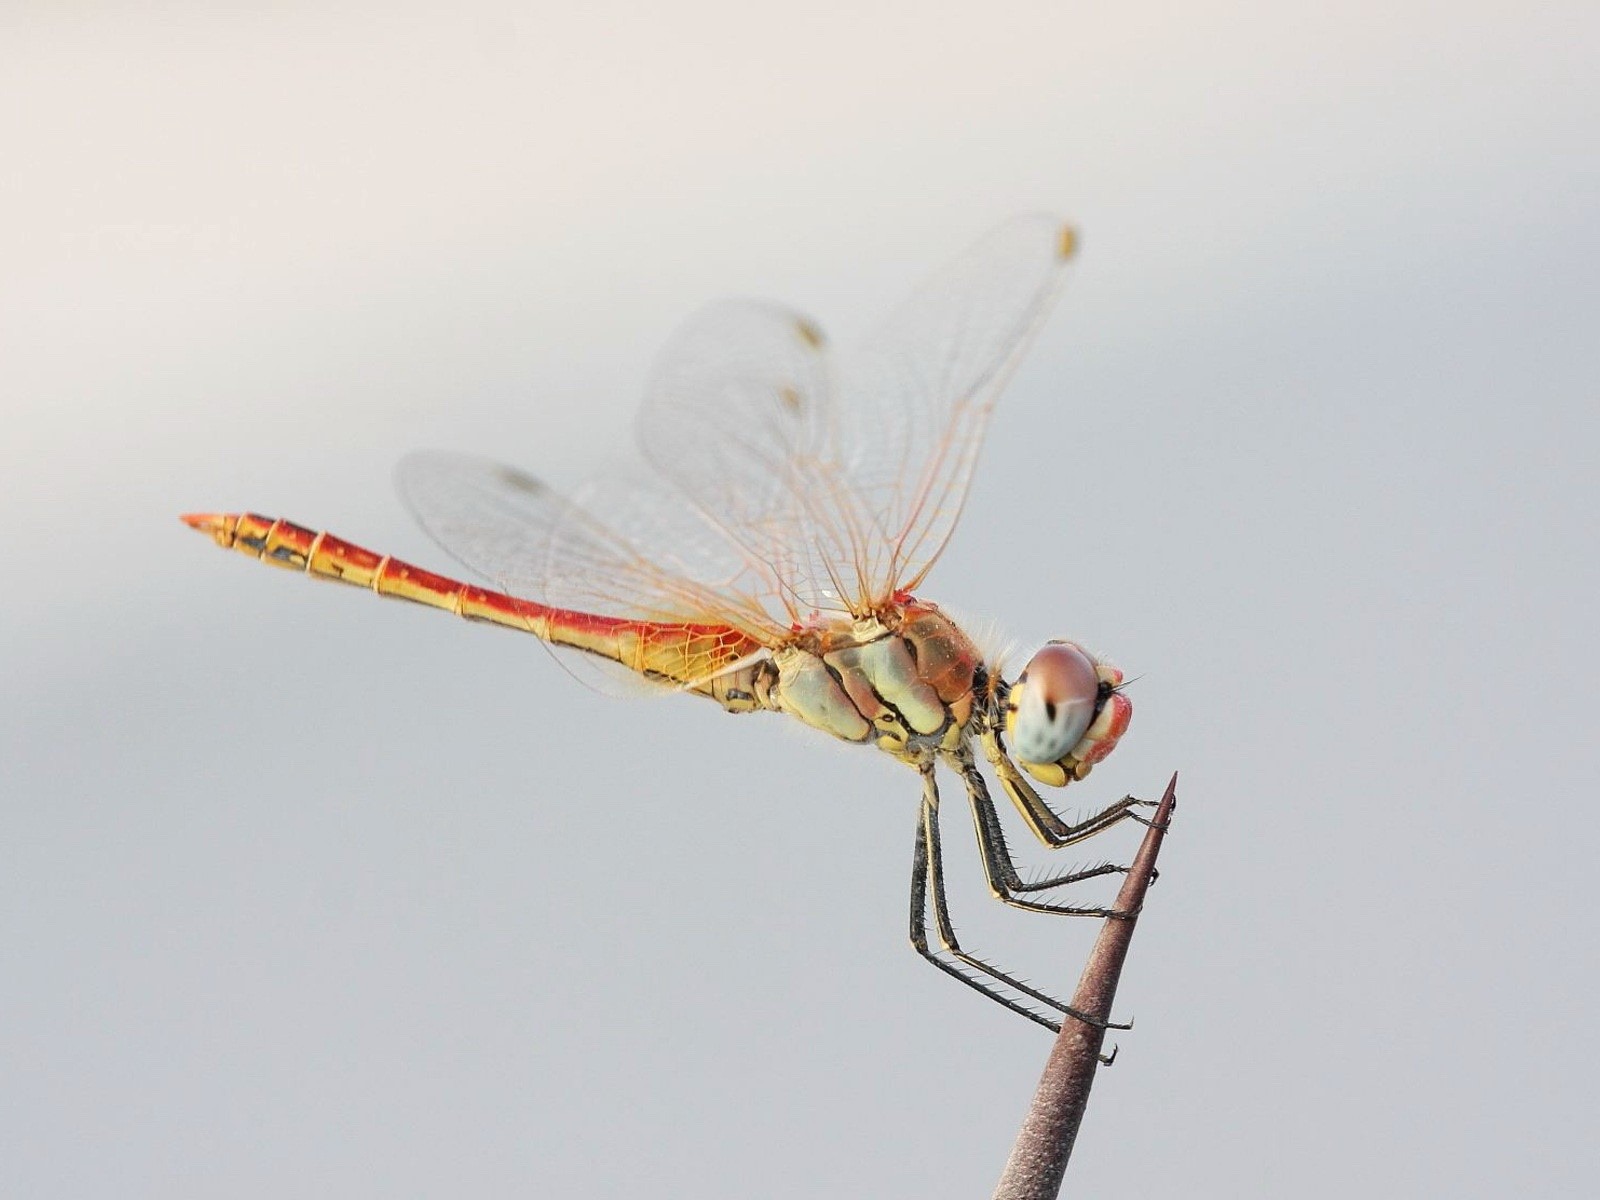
[3,3,1596,1196]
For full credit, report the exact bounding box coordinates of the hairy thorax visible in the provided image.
[765,599,988,759]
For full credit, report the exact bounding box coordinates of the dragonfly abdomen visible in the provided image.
[180,512,768,706]
[183,512,544,631]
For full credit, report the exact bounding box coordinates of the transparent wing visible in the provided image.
[836,214,1075,596]
[638,214,1075,616]
[398,214,1073,677]
[396,451,789,693]
[635,299,859,622]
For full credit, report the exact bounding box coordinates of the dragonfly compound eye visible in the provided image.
[1009,641,1102,767]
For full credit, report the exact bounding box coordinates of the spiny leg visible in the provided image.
[980,727,1155,850]
[908,763,1123,1034]
[952,748,1133,917]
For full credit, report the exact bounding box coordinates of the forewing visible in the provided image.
[834,214,1076,599]
[636,216,1075,617]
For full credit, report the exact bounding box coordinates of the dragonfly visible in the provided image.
[182,214,1145,1032]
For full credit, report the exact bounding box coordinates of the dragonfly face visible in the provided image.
[184,215,1152,1032]
[1005,641,1133,788]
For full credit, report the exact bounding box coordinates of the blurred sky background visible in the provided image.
[3,3,1597,1196]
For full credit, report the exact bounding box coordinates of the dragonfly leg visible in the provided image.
[979,728,1155,850]
[908,763,1125,1033]
[952,750,1134,917]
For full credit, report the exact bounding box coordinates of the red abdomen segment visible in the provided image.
[181,512,764,697]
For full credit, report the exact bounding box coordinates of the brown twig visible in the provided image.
[991,772,1179,1200]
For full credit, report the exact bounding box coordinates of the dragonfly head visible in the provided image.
[1005,641,1132,787]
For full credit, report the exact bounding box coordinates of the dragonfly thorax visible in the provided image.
[767,600,986,757]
